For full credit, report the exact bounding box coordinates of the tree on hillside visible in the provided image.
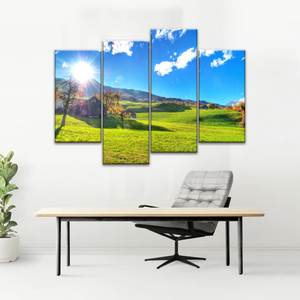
[225,100,246,127]
[235,101,245,127]
[207,103,218,109]
[119,109,135,129]
[55,77,86,127]
[104,90,135,129]
[103,90,121,117]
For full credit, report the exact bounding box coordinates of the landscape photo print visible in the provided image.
[55,50,101,143]
[199,50,245,143]
[151,29,197,153]
[103,41,149,164]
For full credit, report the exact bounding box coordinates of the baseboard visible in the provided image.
[19,247,300,255]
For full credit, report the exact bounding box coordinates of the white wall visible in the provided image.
[1,0,300,250]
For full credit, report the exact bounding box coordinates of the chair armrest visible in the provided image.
[138,205,159,208]
[224,197,231,208]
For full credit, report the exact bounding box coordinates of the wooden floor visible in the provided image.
[1,250,300,299]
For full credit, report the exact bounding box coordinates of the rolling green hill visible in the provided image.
[151,103,197,152]
[199,109,245,142]
[55,100,244,158]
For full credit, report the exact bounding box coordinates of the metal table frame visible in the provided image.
[56,216,243,276]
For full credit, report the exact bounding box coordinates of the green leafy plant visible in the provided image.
[0,151,18,238]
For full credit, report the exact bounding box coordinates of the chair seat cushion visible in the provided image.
[135,220,216,234]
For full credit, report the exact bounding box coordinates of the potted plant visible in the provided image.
[0,151,19,262]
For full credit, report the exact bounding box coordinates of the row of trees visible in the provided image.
[152,99,196,107]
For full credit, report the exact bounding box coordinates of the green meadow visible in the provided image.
[151,103,197,153]
[199,109,245,143]
[103,101,198,163]
[55,114,101,142]
[55,101,244,162]
[103,101,149,164]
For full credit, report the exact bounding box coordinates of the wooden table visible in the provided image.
[35,207,264,276]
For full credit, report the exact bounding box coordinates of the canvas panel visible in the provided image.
[103,41,149,164]
[199,50,245,143]
[55,50,101,143]
[151,29,197,153]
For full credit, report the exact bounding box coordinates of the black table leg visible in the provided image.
[238,217,243,275]
[226,221,230,266]
[67,221,70,266]
[56,217,61,276]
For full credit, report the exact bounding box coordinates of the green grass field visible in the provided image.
[103,129,149,164]
[103,101,149,164]
[103,101,197,162]
[199,109,245,142]
[55,101,244,162]
[151,103,197,153]
[55,114,101,142]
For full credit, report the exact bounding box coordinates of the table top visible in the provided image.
[35,207,264,218]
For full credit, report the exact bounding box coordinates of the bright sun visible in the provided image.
[72,62,93,83]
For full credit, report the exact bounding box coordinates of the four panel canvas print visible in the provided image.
[103,41,149,164]
[55,50,101,142]
[54,34,246,162]
[151,29,197,153]
[199,50,245,143]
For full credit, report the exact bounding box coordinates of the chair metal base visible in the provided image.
[145,254,206,269]
[145,239,206,269]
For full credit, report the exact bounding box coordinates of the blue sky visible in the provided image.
[55,50,100,82]
[200,50,245,106]
[103,41,149,92]
[151,29,197,101]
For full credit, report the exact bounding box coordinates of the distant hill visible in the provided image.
[56,78,221,106]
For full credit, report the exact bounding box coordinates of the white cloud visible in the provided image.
[62,62,68,68]
[211,58,225,68]
[180,29,186,37]
[223,50,233,61]
[103,41,111,52]
[241,57,245,60]
[154,61,174,76]
[174,48,196,69]
[170,55,173,59]
[154,47,196,76]
[115,80,118,82]
[174,52,177,56]
[211,50,234,68]
[199,50,215,57]
[140,43,143,48]
[155,29,187,42]
[103,41,134,56]
[111,41,134,56]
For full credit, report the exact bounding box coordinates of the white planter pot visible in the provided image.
[0,234,19,262]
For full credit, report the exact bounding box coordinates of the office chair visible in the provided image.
[135,170,233,269]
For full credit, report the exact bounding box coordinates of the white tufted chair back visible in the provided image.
[173,170,233,208]
[171,170,233,233]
